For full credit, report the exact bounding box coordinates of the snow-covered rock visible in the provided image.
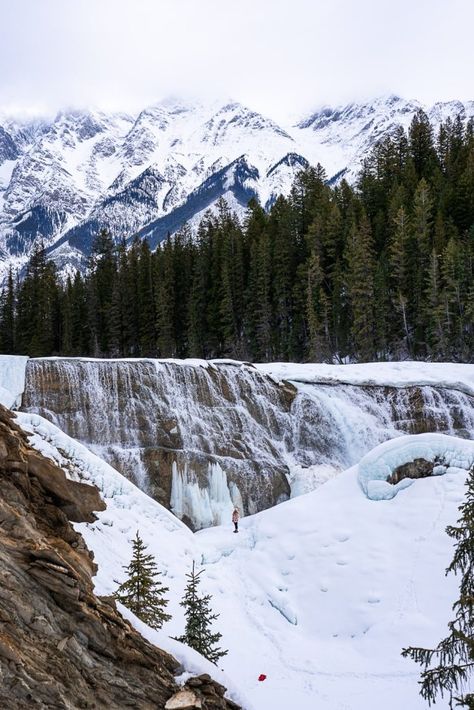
[358,432,474,500]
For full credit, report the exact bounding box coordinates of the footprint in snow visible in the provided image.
[367,594,381,604]
[334,530,351,543]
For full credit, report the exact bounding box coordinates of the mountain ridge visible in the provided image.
[1,94,473,278]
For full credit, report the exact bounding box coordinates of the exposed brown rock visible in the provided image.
[165,689,203,708]
[0,404,241,710]
[387,458,436,485]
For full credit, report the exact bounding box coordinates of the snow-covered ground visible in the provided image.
[0,354,28,408]
[17,409,472,710]
[257,360,474,397]
[4,354,474,402]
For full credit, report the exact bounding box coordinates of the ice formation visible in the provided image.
[359,433,474,500]
[0,355,28,408]
[17,357,474,528]
[170,461,244,528]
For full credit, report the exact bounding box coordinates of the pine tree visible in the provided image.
[389,206,412,355]
[16,242,60,356]
[138,239,156,356]
[177,561,227,665]
[269,196,297,359]
[88,229,117,356]
[402,468,474,708]
[344,216,376,361]
[114,531,171,630]
[0,268,16,354]
[409,109,439,180]
[306,251,331,361]
[246,224,273,361]
[411,178,433,350]
[155,236,176,357]
[424,249,446,358]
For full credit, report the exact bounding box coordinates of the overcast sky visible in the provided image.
[1,0,473,122]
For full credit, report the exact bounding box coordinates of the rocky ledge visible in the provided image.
[0,404,240,710]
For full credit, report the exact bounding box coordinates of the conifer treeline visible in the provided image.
[2,109,474,362]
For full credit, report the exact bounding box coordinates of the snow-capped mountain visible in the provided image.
[0,94,473,278]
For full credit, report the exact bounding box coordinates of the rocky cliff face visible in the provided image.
[0,404,240,710]
[20,358,474,530]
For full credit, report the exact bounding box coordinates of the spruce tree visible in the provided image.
[88,229,117,356]
[0,268,16,354]
[424,249,446,358]
[114,531,171,629]
[402,468,474,708]
[389,206,412,355]
[177,561,227,665]
[306,251,331,361]
[155,236,176,357]
[138,239,156,356]
[344,216,376,361]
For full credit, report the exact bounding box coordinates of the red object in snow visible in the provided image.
[258,674,267,682]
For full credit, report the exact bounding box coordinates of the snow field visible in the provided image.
[0,354,28,409]
[18,410,472,710]
[257,360,474,397]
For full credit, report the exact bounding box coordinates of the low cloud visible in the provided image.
[1,0,472,121]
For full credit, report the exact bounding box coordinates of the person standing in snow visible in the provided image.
[232,507,240,533]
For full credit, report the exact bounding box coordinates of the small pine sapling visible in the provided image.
[114,530,171,629]
[177,561,227,664]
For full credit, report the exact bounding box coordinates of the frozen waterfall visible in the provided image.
[17,357,474,529]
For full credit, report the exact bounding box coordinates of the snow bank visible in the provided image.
[358,433,474,500]
[0,355,28,408]
[16,411,196,593]
[30,357,474,396]
[118,603,255,710]
[257,361,474,396]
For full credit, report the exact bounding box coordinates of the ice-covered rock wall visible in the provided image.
[21,359,295,528]
[18,357,474,529]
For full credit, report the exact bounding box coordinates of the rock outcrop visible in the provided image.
[0,405,240,710]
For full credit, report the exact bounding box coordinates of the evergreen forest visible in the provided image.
[2,110,474,363]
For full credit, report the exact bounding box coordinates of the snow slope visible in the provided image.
[17,409,473,710]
